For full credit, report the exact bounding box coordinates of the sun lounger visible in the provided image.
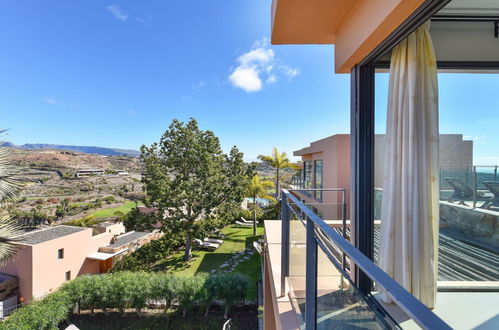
[204,237,223,245]
[240,217,252,224]
[194,238,220,250]
[235,220,253,226]
[445,178,473,200]
[444,178,485,205]
[482,181,499,209]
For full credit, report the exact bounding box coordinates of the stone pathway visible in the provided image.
[213,247,255,274]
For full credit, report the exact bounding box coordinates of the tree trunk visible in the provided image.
[253,197,257,235]
[276,169,280,200]
[224,304,230,319]
[204,303,211,316]
[184,234,192,261]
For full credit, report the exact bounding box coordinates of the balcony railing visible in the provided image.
[280,188,451,330]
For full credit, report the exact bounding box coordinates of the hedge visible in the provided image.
[0,272,249,330]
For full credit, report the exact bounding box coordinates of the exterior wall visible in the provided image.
[94,223,126,235]
[295,134,472,220]
[270,0,426,73]
[30,228,114,299]
[0,275,18,301]
[0,247,32,302]
[0,227,117,302]
[375,134,473,188]
[334,0,425,72]
[295,134,351,220]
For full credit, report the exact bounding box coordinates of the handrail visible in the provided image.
[281,188,451,330]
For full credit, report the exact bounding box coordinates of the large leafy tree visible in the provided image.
[0,143,24,264]
[140,118,251,261]
[258,147,295,199]
[246,175,273,235]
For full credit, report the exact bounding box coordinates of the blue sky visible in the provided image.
[0,1,497,164]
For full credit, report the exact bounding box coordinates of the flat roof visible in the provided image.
[107,231,150,248]
[17,226,87,245]
[87,249,128,261]
[97,222,116,228]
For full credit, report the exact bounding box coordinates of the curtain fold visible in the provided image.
[380,21,439,308]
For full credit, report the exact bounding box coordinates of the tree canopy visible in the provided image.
[258,147,295,199]
[139,118,252,260]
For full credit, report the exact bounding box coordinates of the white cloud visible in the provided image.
[229,67,262,92]
[281,65,300,78]
[228,38,299,93]
[43,97,79,108]
[134,14,152,26]
[193,80,207,90]
[106,5,128,22]
[266,75,277,84]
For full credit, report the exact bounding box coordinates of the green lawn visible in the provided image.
[153,224,264,300]
[89,201,137,218]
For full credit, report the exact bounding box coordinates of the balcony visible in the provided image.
[263,188,499,329]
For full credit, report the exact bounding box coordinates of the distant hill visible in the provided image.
[1,142,140,157]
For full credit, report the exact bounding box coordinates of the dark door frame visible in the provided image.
[350,0,452,293]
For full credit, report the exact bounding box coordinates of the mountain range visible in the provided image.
[0,142,140,157]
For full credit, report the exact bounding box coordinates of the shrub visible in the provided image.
[177,275,207,317]
[111,234,183,272]
[103,196,116,204]
[204,273,249,318]
[1,272,249,328]
[149,273,180,312]
[1,290,72,330]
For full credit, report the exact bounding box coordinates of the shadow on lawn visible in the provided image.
[151,251,204,272]
[195,253,232,275]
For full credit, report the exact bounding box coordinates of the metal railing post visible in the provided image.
[305,215,317,330]
[341,190,347,271]
[473,166,477,209]
[280,192,290,297]
[495,166,497,182]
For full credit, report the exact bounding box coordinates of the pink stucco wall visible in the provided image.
[294,134,351,220]
[1,245,33,302]
[294,134,472,221]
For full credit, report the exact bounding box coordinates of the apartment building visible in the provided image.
[264,0,499,329]
[0,224,158,303]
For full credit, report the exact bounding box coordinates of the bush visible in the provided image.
[1,272,250,328]
[111,234,183,272]
[103,196,116,204]
[1,290,72,330]
[205,273,249,318]
[177,275,207,317]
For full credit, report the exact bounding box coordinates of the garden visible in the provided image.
[1,272,255,330]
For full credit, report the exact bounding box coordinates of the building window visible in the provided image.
[303,161,312,190]
[58,249,64,259]
[314,160,323,200]
[65,271,71,281]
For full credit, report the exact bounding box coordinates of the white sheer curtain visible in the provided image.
[380,21,439,308]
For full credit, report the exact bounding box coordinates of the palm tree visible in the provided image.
[0,145,24,264]
[258,147,295,199]
[246,175,274,235]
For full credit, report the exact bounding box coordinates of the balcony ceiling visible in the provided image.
[271,0,356,44]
